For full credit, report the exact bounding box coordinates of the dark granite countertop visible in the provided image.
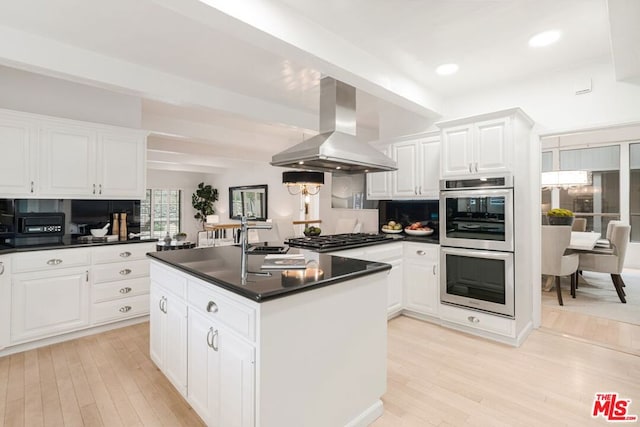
[148,245,392,302]
[0,238,158,254]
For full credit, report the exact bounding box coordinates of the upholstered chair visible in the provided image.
[541,225,579,305]
[571,218,587,232]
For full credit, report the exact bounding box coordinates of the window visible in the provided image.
[559,146,620,233]
[541,152,553,213]
[631,143,640,242]
[141,189,181,239]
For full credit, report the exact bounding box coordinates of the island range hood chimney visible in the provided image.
[271,77,397,174]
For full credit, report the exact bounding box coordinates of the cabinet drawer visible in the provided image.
[188,279,256,342]
[92,242,156,264]
[13,248,90,273]
[92,294,149,325]
[150,262,187,299]
[92,277,150,303]
[403,242,439,261]
[92,259,149,284]
[439,304,515,337]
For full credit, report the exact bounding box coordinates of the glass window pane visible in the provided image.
[631,143,640,242]
[560,145,620,171]
[541,152,553,172]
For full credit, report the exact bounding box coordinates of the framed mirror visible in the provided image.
[229,184,268,221]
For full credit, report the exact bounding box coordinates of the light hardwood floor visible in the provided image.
[2,317,639,426]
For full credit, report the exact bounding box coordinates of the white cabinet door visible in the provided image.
[149,282,188,396]
[164,292,188,396]
[474,117,510,174]
[219,329,255,427]
[11,267,90,343]
[188,310,220,426]
[418,137,440,198]
[39,124,97,197]
[149,286,164,367]
[403,260,439,316]
[366,147,392,200]
[96,132,146,199]
[387,260,403,317]
[393,141,418,197]
[0,256,10,350]
[441,124,474,177]
[0,115,36,196]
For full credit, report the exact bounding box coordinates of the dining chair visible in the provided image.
[541,225,579,305]
[571,218,587,232]
[578,224,630,303]
[593,219,622,249]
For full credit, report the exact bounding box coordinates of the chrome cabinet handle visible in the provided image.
[206,301,219,313]
[414,186,417,195]
[93,184,96,194]
[86,270,89,282]
[120,251,132,258]
[119,287,132,294]
[474,162,478,173]
[30,181,34,193]
[119,306,132,313]
[206,327,214,348]
[468,163,472,173]
[416,250,425,256]
[467,316,480,324]
[0,262,4,275]
[119,268,132,275]
[433,265,436,275]
[158,297,164,313]
[211,329,219,351]
[159,296,167,314]
[99,184,102,195]
[47,258,63,266]
[418,186,422,195]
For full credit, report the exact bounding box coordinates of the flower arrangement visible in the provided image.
[547,208,574,217]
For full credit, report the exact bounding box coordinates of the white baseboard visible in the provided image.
[345,400,384,427]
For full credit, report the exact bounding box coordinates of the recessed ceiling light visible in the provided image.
[435,63,459,76]
[528,30,561,47]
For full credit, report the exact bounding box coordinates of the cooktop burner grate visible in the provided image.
[286,233,392,251]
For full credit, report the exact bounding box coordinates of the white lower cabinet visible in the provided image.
[188,309,255,427]
[149,283,188,396]
[0,256,11,350]
[11,266,90,343]
[403,243,439,317]
[386,260,403,316]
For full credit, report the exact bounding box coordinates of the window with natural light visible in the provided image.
[558,146,620,233]
[141,189,181,239]
[630,143,640,242]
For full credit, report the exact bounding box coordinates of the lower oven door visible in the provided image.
[440,246,514,318]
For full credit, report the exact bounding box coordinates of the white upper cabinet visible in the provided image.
[39,123,97,197]
[366,146,393,200]
[0,108,147,199]
[438,108,533,178]
[391,133,441,199]
[0,114,37,196]
[97,131,146,198]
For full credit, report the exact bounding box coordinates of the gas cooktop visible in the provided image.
[286,233,395,252]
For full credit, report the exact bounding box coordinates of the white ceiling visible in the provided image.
[0,0,635,173]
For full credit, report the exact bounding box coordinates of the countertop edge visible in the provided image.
[0,238,159,254]
[147,252,392,303]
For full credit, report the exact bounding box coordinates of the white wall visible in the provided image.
[443,58,640,133]
[146,169,219,242]
[0,65,141,128]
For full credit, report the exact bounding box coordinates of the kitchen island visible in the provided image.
[147,246,391,427]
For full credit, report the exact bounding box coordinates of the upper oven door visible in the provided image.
[439,188,513,252]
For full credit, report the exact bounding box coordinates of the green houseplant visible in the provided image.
[546,208,575,226]
[192,182,219,229]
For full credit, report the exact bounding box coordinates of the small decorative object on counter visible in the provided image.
[174,232,187,242]
[112,213,119,237]
[546,208,574,226]
[119,213,128,240]
[164,232,172,245]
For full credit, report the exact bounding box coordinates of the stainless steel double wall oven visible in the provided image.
[439,175,515,317]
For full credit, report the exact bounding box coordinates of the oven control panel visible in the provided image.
[24,225,62,234]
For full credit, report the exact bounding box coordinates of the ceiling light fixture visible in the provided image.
[283,171,324,217]
[528,30,561,47]
[541,170,591,189]
[436,63,459,76]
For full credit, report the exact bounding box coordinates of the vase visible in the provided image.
[548,216,574,226]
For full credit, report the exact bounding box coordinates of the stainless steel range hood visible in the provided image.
[271,77,397,174]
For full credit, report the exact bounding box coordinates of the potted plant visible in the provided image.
[546,208,575,226]
[174,232,188,242]
[192,182,219,230]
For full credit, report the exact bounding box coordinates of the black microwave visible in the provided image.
[16,212,65,236]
